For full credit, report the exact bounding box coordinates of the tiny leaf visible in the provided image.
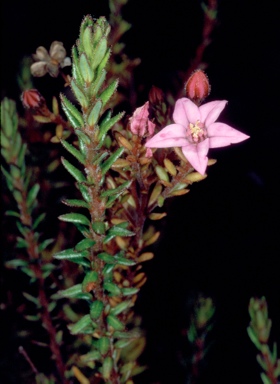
[58,213,90,226]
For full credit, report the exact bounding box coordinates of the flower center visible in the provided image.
[187,120,207,143]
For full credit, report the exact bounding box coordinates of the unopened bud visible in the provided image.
[185,70,210,105]
[21,89,45,110]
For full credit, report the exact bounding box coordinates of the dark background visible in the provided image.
[1,1,280,383]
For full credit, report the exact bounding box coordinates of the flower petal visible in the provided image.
[173,98,200,126]
[145,124,189,148]
[199,100,227,126]
[182,138,210,175]
[30,62,48,77]
[50,41,66,63]
[208,122,250,148]
[33,46,49,61]
[61,57,72,68]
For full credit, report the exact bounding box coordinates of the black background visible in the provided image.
[1,1,280,383]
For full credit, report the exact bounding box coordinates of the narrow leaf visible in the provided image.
[54,248,89,259]
[97,252,116,264]
[58,213,90,225]
[68,314,93,335]
[38,238,54,252]
[101,147,124,175]
[71,79,89,109]
[33,213,46,230]
[101,180,132,197]
[60,94,84,128]
[91,37,107,69]
[79,53,94,83]
[98,79,118,106]
[75,238,96,251]
[90,300,104,319]
[87,100,102,127]
[60,140,86,164]
[26,184,40,207]
[106,315,125,331]
[61,157,86,182]
[98,112,125,139]
[62,199,89,208]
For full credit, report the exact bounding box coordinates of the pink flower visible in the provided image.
[145,98,250,174]
[129,101,155,138]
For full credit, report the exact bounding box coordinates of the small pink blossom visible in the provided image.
[145,98,250,175]
[129,101,155,137]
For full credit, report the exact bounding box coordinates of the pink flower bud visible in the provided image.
[21,89,45,110]
[129,101,155,137]
[185,70,210,105]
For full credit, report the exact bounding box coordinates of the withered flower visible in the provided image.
[30,41,71,78]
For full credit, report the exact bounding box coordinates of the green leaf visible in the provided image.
[25,315,40,321]
[79,53,94,83]
[48,301,56,312]
[56,284,83,298]
[26,184,40,207]
[90,300,104,319]
[33,213,46,230]
[16,221,28,237]
[92,221,106,235]
[60,94,84,128]
[64,257,91,267]
[62,199,89,209]
[92,24,102,47]
[21,267,36,279]
[98,79,118,106]
[60,140,86,164]
[78,184,91,203]
[115,257,136,267]
[247,327,262,350]
[82,26,94,58]
[75,238,96,251]
[96,48,111,75]
[5,210,20,218]
[122,287,139,296]
[102,356,113,380]
[82,271,98,292]
[260,373,272,384]
[101,180,132,197]
[61,157,86,182]
[101,147,124,175]
[97,252,116,264]
[68,314,93,335]
[53,248,89,259]
[22,292,40,306]
[59,213,90,226]
[104,282,121,296]
[98,337,110,355]
[89,69,106,97]
[71,79,89,109]
[107,314,125,331]
[110,301,131,316]
[103,224,135,244]
[87,100,102,127]
[91,37,107,70]
[98,112,125,140]
[5,259,28,269]
[38,238,54,252]
[80,350,101,363]
[71,46,84,87]
[16,237,28,248]
[75,129,91,145]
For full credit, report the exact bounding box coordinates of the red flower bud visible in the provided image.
[21,89,45,110]
[149,85,165,105]
[185,70,210,105]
